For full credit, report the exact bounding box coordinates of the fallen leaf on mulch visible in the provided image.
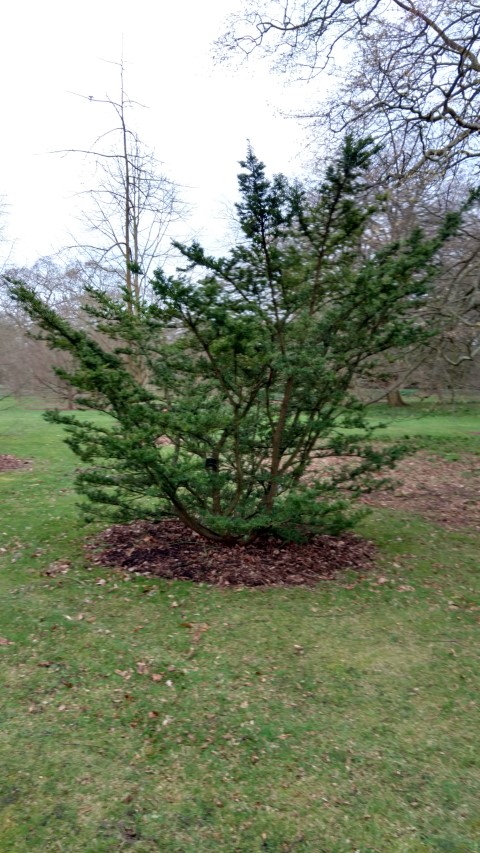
[88,519,375,587]
[0,637,14,646]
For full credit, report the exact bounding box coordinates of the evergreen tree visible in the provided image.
[6,138,468,546]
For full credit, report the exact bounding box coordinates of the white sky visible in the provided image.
[0,0,328,269]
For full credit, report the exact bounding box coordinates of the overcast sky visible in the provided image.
[1,0,327,269]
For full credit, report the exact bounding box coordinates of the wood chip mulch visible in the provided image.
[89,519,375,587]
[0,454,30,472]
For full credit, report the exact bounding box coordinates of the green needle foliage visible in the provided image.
[6,137,471,547]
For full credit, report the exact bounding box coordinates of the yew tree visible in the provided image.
[6,138,467,545]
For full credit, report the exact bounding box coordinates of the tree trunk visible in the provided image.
[387,388,406,407]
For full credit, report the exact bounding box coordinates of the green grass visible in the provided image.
[1,401,479,852]
[366,400,480,455]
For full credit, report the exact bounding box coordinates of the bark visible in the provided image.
[387,388,407,407]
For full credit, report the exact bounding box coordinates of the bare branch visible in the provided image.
[221,0,480,174]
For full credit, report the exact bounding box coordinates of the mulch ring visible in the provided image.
[87,452,479,586]
[0,454,31,473]
[88,519,375,587]
[362,451,480,531]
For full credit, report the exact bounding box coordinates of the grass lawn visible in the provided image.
[0,400,479,852]
[366,400,480,456]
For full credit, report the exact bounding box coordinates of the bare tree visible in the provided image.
[0,196,7,250]
[220,0,480,175]
[0,257,100,407]
[0,197,16,408]
[354,168,480,402]
[63,62,185,312]
[427,208,480,383]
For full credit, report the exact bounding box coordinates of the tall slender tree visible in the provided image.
[63,62,185,312]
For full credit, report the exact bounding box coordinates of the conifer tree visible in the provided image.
[6,138,469,546]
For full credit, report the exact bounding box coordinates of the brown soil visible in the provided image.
[89,519,375,587]
[0,454,30,472]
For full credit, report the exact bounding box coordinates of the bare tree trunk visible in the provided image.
[387,388,407,407]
